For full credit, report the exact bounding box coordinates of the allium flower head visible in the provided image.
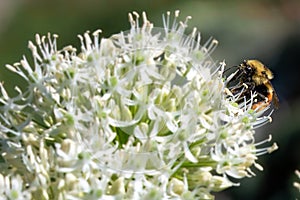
[0,11,277,199]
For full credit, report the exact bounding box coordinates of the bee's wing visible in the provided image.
[269,81,279,109]
[272,89,280,109]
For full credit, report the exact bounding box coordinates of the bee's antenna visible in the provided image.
[224,65,239,73]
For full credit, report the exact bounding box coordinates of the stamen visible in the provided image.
[35,34,41,45]
[93,29,102,49]
[142,11,148,24]
[202,38,218,56]
[175,10,180,17]
[133,11,140,28]
[128,13,134,26]
[267,143,278,153]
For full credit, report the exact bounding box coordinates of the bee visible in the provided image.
[226,59,279,110]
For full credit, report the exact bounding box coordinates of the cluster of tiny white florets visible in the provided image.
[0,11,277,199]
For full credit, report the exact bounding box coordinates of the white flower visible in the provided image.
[0,174,31,200]
[0,10,277,199]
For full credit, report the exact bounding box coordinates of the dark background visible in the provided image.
[0,1,299,199]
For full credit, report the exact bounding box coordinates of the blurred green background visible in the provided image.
[0,0,299,199]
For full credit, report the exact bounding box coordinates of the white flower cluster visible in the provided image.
[0,11,277,199]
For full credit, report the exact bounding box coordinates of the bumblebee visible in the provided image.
[226,59,279,110]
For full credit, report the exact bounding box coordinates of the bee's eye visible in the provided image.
[245,66,253,73]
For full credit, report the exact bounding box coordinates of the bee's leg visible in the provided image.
[229,84,245,96]
[243,81,255,90]
[252,101,269,111]
[256,93,268,102]
[228,80,250,91]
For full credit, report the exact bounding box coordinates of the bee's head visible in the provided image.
[240,60,255,77]
[245,59,274,80]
